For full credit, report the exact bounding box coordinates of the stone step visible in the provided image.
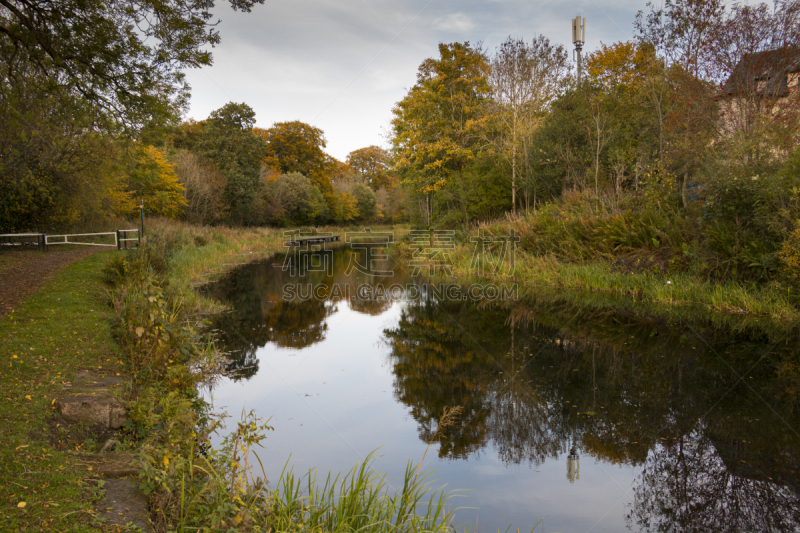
[54,371,128,429]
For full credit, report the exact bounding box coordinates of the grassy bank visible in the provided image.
[391,186,800,326]
[148,216,799,326]
[444,245,800,322]
[0,251,121,532]
[135,219,286,313]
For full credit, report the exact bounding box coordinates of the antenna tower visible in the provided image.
[572,16,586,85]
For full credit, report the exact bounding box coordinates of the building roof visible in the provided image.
[720,47,800,98]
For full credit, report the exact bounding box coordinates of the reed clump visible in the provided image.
[136,407,464,533]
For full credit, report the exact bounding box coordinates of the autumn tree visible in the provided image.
[488,35,569,213]
[126,145,186,219]
[0,70,134,231]
[391,42,491,224]
[529,87,593,194]
[635,0,724,77]
[585,41,665,193]
[255,121,336,194]
[261,172,327,226]
[193,102,266,224]
[634,0,724,203]
[171,150,226,224]
[349,183,377,221]
[346,146,392,190]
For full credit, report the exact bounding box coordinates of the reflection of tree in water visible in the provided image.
[264,298,334,348]
[384,296,800,530]
[485,379,568,466]
[348,294,392,316]
[384,301,508,458]
[206,246,401,380]
[204,255,338,380]
[627,429,800,532]
[217,298,335,380]
[207,253,800,530]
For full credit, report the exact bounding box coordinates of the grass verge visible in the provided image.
[447,245,800,323]
[0,250,123,532]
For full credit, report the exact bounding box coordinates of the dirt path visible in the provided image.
[0,249,104,319]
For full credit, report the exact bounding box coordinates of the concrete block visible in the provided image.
[55,391,128,429]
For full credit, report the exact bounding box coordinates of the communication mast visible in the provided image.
[572,16,586,85]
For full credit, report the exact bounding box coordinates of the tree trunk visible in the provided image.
[681,172,689,208]
[511,129,517,215]
[595,135,601,197]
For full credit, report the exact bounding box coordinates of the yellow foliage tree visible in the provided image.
[587,41,661,92]
[324,191,359,223]
[127,145,187,219]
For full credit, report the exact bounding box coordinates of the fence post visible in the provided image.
[39,233,47,252]
[116,230,121,250]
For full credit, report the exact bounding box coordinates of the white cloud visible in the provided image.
[182,0,650,160]
[435,12,476,33]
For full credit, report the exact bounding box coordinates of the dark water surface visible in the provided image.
[204,246,800,532]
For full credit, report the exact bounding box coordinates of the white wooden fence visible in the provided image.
[0,229,139,251]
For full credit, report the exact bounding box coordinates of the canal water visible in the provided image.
[203,245,800,532]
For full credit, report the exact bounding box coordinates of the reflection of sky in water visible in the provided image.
[206,298,638,533]
[204,248,800,533]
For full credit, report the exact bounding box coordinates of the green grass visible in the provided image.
[0,251,123,532]
[262,454,463,533]
[435,228,800,326]
[143,218,408,314]
[448,246,800,323]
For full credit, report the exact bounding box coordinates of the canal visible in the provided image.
[203,245,800,532]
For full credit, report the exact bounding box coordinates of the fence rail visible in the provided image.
[46,232,118,247]
[0,229,139,251]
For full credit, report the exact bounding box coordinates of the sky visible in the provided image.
[183,0,650,161]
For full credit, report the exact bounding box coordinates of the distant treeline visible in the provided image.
[2,0,799,286]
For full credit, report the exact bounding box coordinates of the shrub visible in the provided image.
[780,226,800,285]
[262,172,326,226]
[701,174,788,280]
[351,183,377,221]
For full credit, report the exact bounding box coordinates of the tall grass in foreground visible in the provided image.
[266,456,463,533]
[139,409,467,533]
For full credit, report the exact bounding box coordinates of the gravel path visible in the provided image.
[0,249,104,319]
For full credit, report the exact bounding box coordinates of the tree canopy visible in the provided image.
[346,146,392,190]
[256,121,336,194]
[0,0,265,131]
[391,42,491,196]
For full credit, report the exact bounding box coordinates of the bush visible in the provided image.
[351,183,377,221]
[511,190,689,266]
[780,226,800,285]
[700,173,791,280]
[262,172,326,226]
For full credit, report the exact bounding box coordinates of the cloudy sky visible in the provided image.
[184,0,648,161]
